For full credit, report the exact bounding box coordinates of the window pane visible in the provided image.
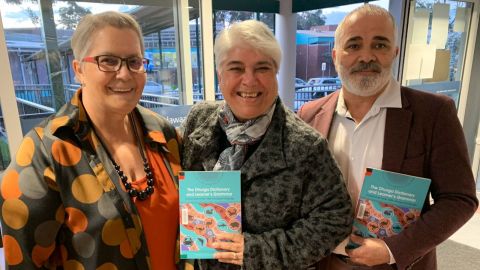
[1,0,182,125]
[0,118,10,171]
[189,0,203,102]
[212,10,275,100]
[143,28,180,106]
[294,0,389,110]
[401,0,473,107]
[258,12,274,28]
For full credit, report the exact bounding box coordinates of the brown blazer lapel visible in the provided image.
[382,91,412,172]
[313,92,339,137]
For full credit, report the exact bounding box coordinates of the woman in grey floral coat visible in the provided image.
[181,20,353,270]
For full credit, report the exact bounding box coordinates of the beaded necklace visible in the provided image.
[94,112,155,201]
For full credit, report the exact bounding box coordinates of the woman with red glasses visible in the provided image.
[0,11,187,270]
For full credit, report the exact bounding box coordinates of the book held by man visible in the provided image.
[179,171,241,259]
[351,168,431,242]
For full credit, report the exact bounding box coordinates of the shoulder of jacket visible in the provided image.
[187,102,220,122]
[190,102,220,114]
[137,106,178,141]
[284,106,327,146]
[400,86,454,111]
[298,91,339,121]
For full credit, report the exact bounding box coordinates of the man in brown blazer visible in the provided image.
[298,4,478,270]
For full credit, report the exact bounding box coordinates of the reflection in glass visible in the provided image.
[402,0,473,107]
[1,0,193,137]
[0,114,11,171]
[293,0,389,110]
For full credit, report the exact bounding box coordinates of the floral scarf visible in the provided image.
[213,99,277,171]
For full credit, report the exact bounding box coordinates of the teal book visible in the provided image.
[350,168,431,246]
[179,171,242,259]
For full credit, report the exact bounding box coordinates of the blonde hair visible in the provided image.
[214,20,281,72]
[71,11,144,61]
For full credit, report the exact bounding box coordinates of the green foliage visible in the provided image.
[25,7,40,25]
[213,11,275,33]
[0,136,11,171]
[5,0,43,25]
[5,0,90,29]
[415,0,433,9]
[58,2,91,29]
[297,10,326,30]
[258,13,274,28]
[215,11,254,26]
[5,0,21,4]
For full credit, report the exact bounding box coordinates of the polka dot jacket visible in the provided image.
[0,89,183,269]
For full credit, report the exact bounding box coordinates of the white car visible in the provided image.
[295,78,307,87]
[143,80,173,94]
[306,77,342,99]
[307,77,341,86]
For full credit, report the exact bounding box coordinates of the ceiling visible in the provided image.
[131,5,199,36]
[52,0,371,36]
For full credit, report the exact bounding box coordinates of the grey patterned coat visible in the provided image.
[182,98,353,270]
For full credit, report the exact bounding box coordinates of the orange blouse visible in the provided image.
[131,147,179,270]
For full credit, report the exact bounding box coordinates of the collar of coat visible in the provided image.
[186,98,288,183]
[312,88,414,173]
[48,88,170,147]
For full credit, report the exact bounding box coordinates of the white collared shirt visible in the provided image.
[328,76,402,259]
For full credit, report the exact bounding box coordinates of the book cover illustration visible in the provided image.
[179,171,241,259]
[352,168,431,240]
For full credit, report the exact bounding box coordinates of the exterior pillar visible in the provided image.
[0,10,23,159]
[275,0,296,110]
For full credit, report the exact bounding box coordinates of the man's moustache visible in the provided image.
[350,62,382,73]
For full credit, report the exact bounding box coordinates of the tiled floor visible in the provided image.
[448,203,480,250]
[438,192,480,269]
[438,239,480,270]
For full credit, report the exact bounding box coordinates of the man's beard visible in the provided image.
[336,61,391,97]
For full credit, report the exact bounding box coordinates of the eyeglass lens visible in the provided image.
[97,55,146,72]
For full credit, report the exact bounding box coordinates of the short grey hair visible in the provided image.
[334,4,397,49]
[214,20,281,72]
[71,11,144,61]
